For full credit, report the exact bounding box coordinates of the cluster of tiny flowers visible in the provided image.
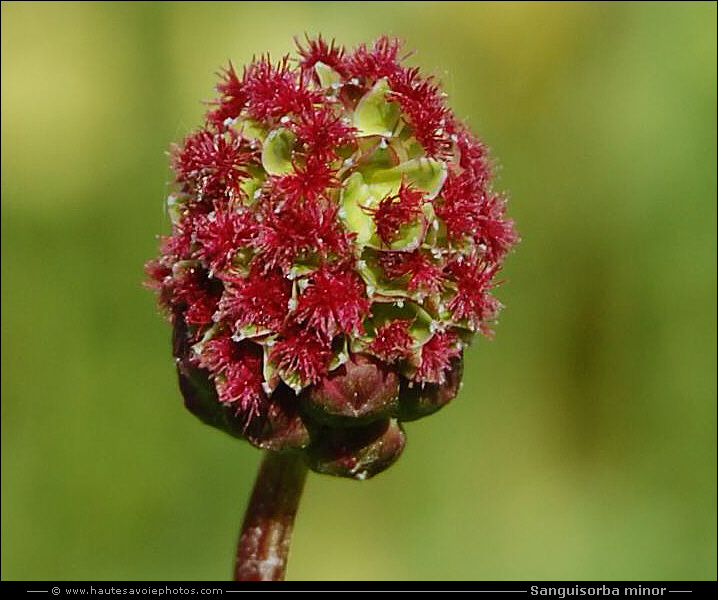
[147,36,518,453]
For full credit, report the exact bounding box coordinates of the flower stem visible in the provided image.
[234,450,308,581]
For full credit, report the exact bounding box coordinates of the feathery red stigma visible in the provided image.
[389,68,450,157]
[445,257,502,335]
[294,264,370,340]
[193,208,255,275]
[346,36,404,82]
[379,249,445,296]
[175,129,250,202]
[369,183,424,246]
[270,326,333,386]
[295,35,348,78]
[208,63,247,128]
[414,331,462,384]
[370,320,414,364]
[242,55,320,121]
[218,267,292,336]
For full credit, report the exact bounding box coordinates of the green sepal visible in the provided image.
[229,246,254,276]
[315,61,342,89]
[366,301,434,348]
[288,259,321,280]
[234,324,274,341]
[171,260,201,281]
[340,171,430,253]
[366,219,424,253]
[261,128,296,176]
[265,336,306,394]
[353,78,401,138]
[329,336,350,372]
[262,340,281,394]
[167,192,188,225]
[356,136,400,171]
[239,165,266,206]
[190,323,222,359]
[422,203,447,248]
[236,118,268,143]
[340,172,377,247]
[279,370,305,394]
[365,157,448,201]
[422,291,453,323]
[402,136,427,160]
[356,248,410,298]
[347,333,372,356]
[357,248,448,307]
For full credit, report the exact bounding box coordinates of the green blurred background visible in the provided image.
[1,0,715,581]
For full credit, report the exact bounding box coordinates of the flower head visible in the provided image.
[148,36,519,479]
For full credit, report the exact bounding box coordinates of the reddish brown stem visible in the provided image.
[234,450,308,581]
